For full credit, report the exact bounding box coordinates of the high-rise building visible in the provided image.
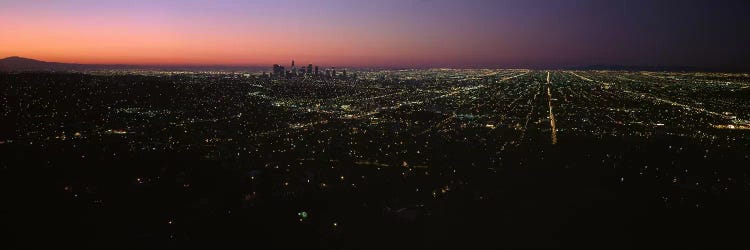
[332,67,337,78]
[307,64,313,75]
[314,66,319,76]
[272,64,282,77]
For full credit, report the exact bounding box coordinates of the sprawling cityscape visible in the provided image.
[3,0,750,248]
[2,61,750,248]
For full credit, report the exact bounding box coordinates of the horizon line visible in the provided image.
[2,56,747,72]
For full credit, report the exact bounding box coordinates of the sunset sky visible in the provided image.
[1,0,749,68]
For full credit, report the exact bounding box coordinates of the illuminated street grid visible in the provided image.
[1,69,749,247]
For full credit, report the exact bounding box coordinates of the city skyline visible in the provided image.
[1,0,749,70]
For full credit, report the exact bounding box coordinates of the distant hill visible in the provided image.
[3,56,746,73]
[564,64,748,73]
[0,56,265,72]
[0,56,89,71]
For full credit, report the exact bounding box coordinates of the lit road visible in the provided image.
[546,71,558,144]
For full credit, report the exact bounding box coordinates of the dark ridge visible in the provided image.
[3,57,748,73]
[0,57,266,72]
[0,56,80,71]
[565,64,750,73]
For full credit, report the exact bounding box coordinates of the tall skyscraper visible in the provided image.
[273,64,282,77]
[307,64,313,75]
[314,66,319,76]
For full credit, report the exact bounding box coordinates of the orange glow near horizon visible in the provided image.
[1,21,499,67]
[0,1,528,67]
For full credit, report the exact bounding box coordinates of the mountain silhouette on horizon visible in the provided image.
[2,56,744,72]
[0,56,85,71]
[0,56,270,72]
